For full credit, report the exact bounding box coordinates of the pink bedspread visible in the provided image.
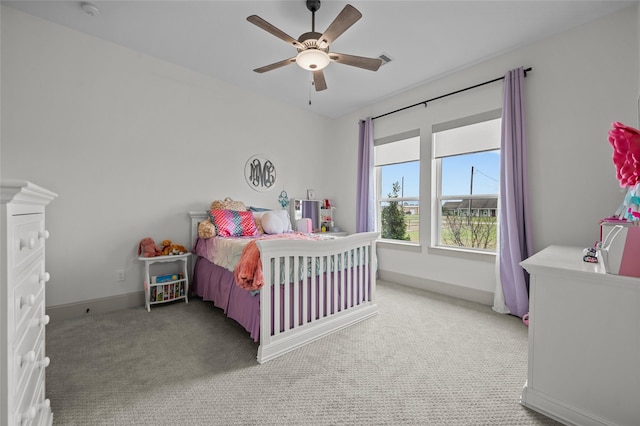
[233,232,320,291]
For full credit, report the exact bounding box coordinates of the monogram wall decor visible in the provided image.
[245,155,276,192]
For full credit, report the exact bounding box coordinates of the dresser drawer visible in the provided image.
[15,357,48,426]
[14,310,46,396]
[11,213,46,275]
[32,382,52,426]
[14,259,46,341]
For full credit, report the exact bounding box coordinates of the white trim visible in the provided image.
[378,269,494,306]
[46,291,145,322]
[521,384,615,426]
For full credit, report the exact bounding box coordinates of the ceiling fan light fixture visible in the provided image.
[296,49,330,71]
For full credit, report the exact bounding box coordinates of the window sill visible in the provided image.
[377,239,422,253]
[427,245,496,263]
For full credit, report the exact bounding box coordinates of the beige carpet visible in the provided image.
[46,280,560,425]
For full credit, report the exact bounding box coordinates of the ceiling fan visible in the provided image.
[247,0,383,91]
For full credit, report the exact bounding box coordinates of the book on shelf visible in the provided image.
[151,272,183,284]
[150,277,186,302]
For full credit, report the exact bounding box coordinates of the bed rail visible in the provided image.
[256,232,379,363]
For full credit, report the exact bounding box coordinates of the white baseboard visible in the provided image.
[46,274,493,322]
[521,385,616,426]
[378,269,494,306]
[46,291,145,323]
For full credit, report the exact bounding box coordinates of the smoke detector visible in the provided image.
[80,2,100,17]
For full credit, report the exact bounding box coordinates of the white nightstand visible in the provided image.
[138,253,191,312]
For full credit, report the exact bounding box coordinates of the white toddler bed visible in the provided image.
[189,211,379,363]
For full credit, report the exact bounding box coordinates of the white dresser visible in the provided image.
[520,245,640,426]
[1,180,57,426]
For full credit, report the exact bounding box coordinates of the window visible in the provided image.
[432,110,501,252]
[375,130,420,243]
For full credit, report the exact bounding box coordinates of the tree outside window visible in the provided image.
[374,132,420,243]
[381,181,409,240]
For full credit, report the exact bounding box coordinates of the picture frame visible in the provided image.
[307,189,315,200]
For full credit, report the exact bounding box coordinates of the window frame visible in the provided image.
[374,129,421,245]
[431,110,501,254]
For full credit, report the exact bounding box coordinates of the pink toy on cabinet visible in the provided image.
[138,237,162,257]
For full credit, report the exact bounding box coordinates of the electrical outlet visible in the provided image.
[115,269,125,282]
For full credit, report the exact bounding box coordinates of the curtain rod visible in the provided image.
[371,67,532,121]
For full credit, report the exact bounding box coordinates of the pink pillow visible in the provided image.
[209,209,258,237]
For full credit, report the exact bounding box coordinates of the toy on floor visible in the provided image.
[138,237,162,258]
[582,246,598,263]
[160,239,188,256]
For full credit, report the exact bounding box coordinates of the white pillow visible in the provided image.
[274,209,292,232]
[261,210,292,234]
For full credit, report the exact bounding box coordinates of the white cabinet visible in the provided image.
[138,253,190,312]
[520,245,640,426]
[1,180,57,426]
[290,199,339,233]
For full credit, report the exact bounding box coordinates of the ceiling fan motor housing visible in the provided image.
[297,32,327,52]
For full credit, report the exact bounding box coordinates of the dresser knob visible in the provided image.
[21,350,36,366]
[20,237,36,250]
[41,315,50,326]
[39,272,51,284]
[38,230,50,240]
[19,294,36,309]
[39,356,50,369]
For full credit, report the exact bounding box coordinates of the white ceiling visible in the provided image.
[3,0,636,118]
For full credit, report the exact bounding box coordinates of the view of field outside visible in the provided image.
[380,150,499,247]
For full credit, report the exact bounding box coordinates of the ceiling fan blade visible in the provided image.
[317,4,362,48]
[329,52,383,71]
[247,15,306,50]
[253,57,296,73]
[313,70,327,91]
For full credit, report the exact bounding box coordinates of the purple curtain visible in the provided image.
[356,118,375,232]
[499,67,532,318]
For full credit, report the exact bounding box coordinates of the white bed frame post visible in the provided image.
[256,232,379,364]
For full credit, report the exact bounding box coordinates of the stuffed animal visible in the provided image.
[160,239,188,256]
[138,237,162,258]
[198,218,216,239]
